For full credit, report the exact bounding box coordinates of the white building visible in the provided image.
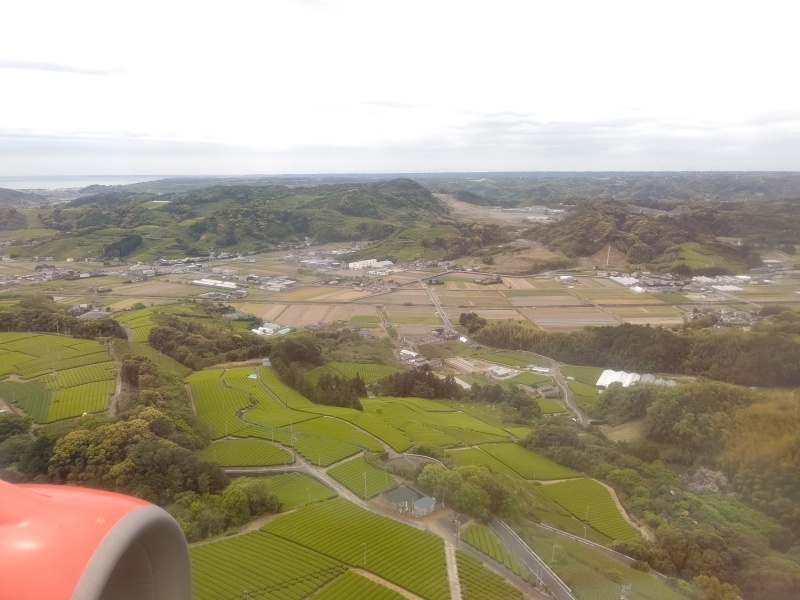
[348,259,378,270]
[192,278,238,290]
[596,369,672,388]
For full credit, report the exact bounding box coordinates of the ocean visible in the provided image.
[0,175,164,191]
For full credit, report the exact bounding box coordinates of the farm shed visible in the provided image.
[382,486,436,516]
[488,366,514,378]
[537,385,559,398]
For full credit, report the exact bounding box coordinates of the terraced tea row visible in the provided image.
[39,362,114,390]
[198,438,292,466]
[461,524,534,582]
[541,478,641,542]
[477,443,581,480]
[456,551,524,600]
[265,473,338,511]
[191,530,347,600]
[311,570,406,600]
[0,333,115,422]
[328,457,397,499]
[306,362,401,385]
[264,498,449,600]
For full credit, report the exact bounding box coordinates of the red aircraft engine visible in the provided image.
[0,480,191,599]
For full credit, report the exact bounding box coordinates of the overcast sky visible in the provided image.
[1,0,798,176]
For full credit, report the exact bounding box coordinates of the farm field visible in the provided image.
[540,478,641,542]
[675,242,736,270]
[479,350,544,368]
[456,551,523,600]
[510,372,551,386]
[478,443,581,480]
[311,571,406,600]
[461,524,534,582]
[112,302,195,343]
[186,375,251,438]
[277,304,345,327]
[190,530,347,600]
[228,302,289,322]
[364,396,512,442]
[652,292,693,304]
[284,429,365,467]
[111,279,199,298]
[505,293,586,307]
[306,362,401,385]
[445,308,526,322]
[328,456,397,499]
[567,380,600,412]
[264,498,450,600]
[600,419,646,443]
[340,411,413,452]
[198,438,292,467]
[572,277,628,289]
[607,305,684,326]
[537,398,566,414]
[571,288,663,305]
[448,447,521,478]
[502,277,539,290]
[561,366,604,386]
[435,291,511,308]
[518,524,689,600]
[264,473,338,510]
[354,289,429,305]
[520,307,619,331]
[349,314,380,325]
[0,333,115,422]
[385,306,443,324]
[293,416,384,452]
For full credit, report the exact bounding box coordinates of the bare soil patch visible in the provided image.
[434,194,531,225]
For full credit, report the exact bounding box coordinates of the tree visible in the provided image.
[0,413,30,443]
[693,575,742,600]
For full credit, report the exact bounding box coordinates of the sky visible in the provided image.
[1,0,799,176]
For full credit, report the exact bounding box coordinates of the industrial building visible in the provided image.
[191,278,238,290]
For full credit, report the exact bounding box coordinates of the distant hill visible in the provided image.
[530,201,770,274]
[0,187,47,206]
[8,178,453,261]
[414,172,800,208]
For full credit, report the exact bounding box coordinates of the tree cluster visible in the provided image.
[103,234,142,259]
[0,296,125,339]
[473,320,800,386]
[415,463,515,521]
[268,334,364,410]
[465,382,541,424]
[459,312,487,333]
[168,477,281,542]
[373,368,463,400]
[148,316,272,370]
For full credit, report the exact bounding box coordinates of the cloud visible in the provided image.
[360,100,422,110]
[0,60,114,76]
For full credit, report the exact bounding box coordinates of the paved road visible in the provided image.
[422,281,456,333]
[491,520,576,600]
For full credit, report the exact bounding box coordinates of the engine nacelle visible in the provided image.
[0,480,191,600]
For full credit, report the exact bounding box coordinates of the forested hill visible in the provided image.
[21,178,449,259]
[528,201,779,272]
